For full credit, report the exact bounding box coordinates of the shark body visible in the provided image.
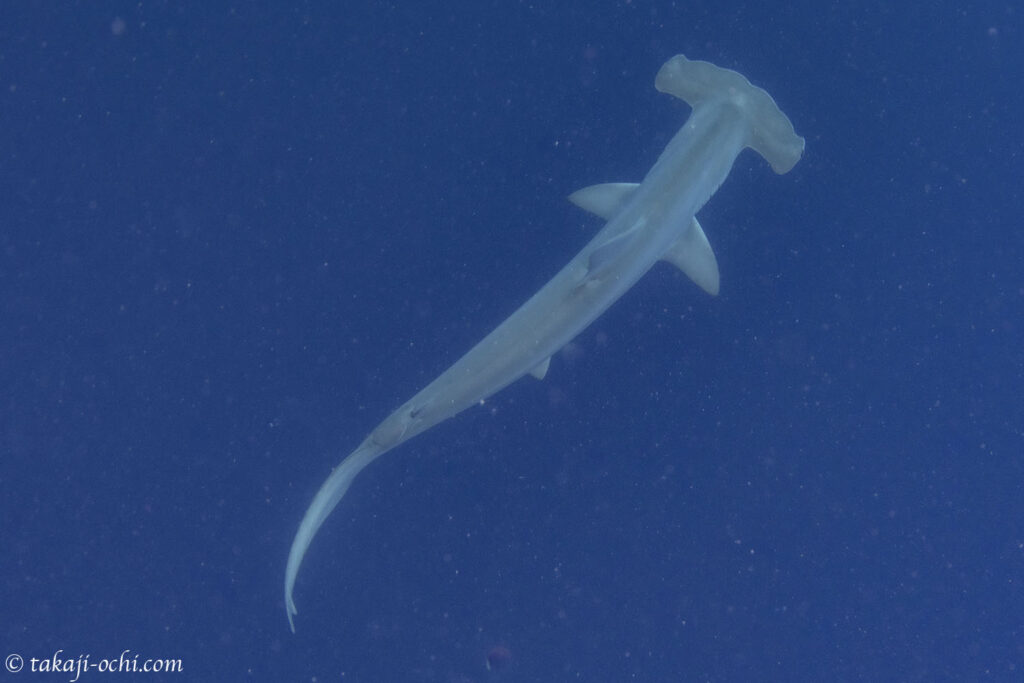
[285,55,804,630]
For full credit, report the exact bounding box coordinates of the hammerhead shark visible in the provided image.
[285,54,803,630]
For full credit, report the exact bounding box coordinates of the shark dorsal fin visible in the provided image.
[572,183,719,296]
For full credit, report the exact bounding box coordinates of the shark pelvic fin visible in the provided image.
[529,356,551,380]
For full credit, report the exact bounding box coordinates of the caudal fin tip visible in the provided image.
[286,593,298,633]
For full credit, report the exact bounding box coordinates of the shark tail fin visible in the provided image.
[284,440,382,632]
[654,55,804,174]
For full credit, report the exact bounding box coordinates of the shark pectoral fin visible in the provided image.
[568,183,639,220]
[662,217,720,296]
[529,357,551,380]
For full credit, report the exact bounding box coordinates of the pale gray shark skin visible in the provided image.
[285,55,804,631]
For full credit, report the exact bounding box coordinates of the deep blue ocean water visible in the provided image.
[3,2,1022,681]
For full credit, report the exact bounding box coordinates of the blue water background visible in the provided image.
[3,2,1022,680]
